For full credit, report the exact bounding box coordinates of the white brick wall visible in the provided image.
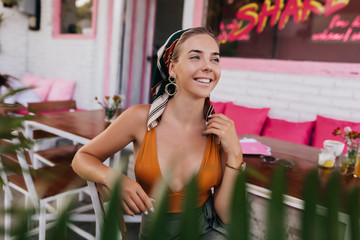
[0,5,28,75]
[212,70,360,122]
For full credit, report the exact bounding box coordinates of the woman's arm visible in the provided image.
[204,113,243,224]
[72,104,153,215]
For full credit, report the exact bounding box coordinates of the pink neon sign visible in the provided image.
[312,15,360,42]
[218,0,351,44]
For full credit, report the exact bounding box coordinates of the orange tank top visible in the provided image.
[134,127,222,213]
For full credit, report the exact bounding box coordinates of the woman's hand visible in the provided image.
[108,174,154,216]
[204,113,243,167]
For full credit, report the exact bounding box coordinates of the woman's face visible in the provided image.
[169,34,221,99]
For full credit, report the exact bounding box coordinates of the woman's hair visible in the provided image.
[171,27,219,63]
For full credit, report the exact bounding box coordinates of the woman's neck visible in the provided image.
[162,94,205,128]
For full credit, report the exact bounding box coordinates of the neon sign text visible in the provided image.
[218,0,350,43]
[312,14,360,42]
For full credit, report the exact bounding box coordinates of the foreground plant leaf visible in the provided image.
[246,166,267,183]
[0,87,31,103]
[348,186,359,240]
[0,115,33,143]
[180,175,199,240]
[228,169,249,240]
[48,200,74,240]
[101,179,122,240]
[301,169,319,240]
[266,165,286,240]
[326,171,340,240]
[0,114,34,155]
[11,208,33,240]
[147,179,169,240]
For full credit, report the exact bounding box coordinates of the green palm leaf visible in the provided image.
[101,180,123,240]
[147,180,169,240]
[301,169,319,240]
[48,200,74,240]
[180,175,199,240]
[0,87,31,102]
[348,186,359,240]
[266,165,286,240]
[326,171,340,240]
[12,209,32,240]
[228,169,249,240]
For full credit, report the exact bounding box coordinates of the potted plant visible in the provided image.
[1,0,17,8]
[95,95,122,122]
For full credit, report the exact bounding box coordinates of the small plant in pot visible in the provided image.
[2,0,17,8]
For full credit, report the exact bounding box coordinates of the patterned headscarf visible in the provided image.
[147,29,214,131]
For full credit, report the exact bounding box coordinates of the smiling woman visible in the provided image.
[72,27,244,240]
[168,33,221,100]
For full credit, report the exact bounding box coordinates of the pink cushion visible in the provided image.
[262,118,315,145]
[223,102,270,136]
[21,72,37,85]
[211,101,227,114]
[16,109,29,115]
[312,115,360,152]
[47,78,76,101]
[21,73,54,101]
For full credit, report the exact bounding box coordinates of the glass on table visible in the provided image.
[318,147,336,169]
[337,154,356,176]
[323,140,345,157]
[353,151,360,178]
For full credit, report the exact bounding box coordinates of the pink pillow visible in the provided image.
[262,118,315,145]
[16,109,29,115]
[47,78,76,101]
[211,101,227,114]
[21,72,37,85]
[21,73,54,101]
[312,115,360,152]
[223,102,270,136]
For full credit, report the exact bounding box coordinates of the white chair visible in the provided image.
[1,132,96,240]
[33,143,82,167]
[26,100,80,168]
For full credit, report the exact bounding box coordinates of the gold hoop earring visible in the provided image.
[165,75,178,96]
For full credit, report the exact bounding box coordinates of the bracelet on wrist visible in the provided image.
[226,161,246,171]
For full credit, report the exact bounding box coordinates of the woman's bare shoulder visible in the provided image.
[116,104,150,135]
[126,104,151,141]
[122,104,150,123]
